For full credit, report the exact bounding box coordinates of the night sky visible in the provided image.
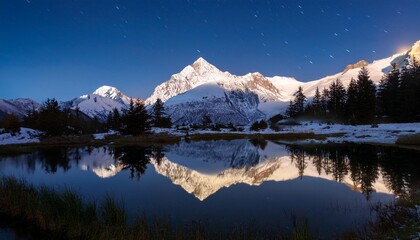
[1,0,420,102]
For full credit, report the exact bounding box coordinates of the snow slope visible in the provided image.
[0,99,39,118]
[145,58,293,124]
[62,86,135,121]
[165,83,264,125]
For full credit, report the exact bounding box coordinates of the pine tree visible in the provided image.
[327,79,346,119]
[151,98,172,128]
[293,86,306,116]
[286,100,296,118]
[111,108,121,130]
[312,87,322,117]
[377,64,400,119]
[356,67,376,124]
[346,78,358,124]
[320,88,329,117]
[38,98,66,136]
[122,100,150,135]
[23,106,39,129]
[397,59,420,122]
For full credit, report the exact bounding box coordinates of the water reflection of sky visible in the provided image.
[1,141,417,237]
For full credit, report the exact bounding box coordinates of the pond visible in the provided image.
[1,140,420,238]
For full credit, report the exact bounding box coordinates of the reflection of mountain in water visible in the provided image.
[151,146,391,201]
[167,140,262,171]
[78,147,123,178]
[1,141,419,201]
[78,146,152,179]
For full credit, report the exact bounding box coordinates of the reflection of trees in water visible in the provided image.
[378,148,420,200]
[38,147,71,173]
[114,147,151,180]
[285,144,420,200]
[1,146,168,180]
[113,146,166,180]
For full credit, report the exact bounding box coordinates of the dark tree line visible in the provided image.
[377,60,420,122]
[286,61,420,124]
[22,98,105,136]
[106,98,172,135]
[7,97,172,136]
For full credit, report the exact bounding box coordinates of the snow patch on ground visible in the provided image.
[153,122,420,145]
[0,128,41,145]
[281,122,420,144]
[93,130,119,140]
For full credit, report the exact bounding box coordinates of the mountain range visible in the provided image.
[1,40,419,125]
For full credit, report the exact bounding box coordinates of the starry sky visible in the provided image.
[1,0,420,102]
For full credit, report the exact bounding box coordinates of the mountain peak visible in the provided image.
[93,85,120,96]
[342,60,369,73]
[92,85,131,105]
[192,57,218,73]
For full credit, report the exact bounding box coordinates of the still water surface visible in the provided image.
[1,140,420,238]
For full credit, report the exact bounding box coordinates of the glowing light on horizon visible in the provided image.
[397,44,411,53]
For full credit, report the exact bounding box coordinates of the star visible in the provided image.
[196,49,201,53]
[346,49,351,53]
[334,33,339,36]
[115,5,120,10]
[329,55,334,59]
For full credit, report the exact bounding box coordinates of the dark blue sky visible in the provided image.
[1,0,420,101]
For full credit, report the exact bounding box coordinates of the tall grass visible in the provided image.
[0,176,315,240]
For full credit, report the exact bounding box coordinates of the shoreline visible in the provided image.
[1,122,420,150]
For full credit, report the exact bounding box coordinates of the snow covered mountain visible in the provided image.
[93,85,132,105]
[0,98,40,119]
[144,40,420,124]
[145,57,293,124]
[61,85,134,121]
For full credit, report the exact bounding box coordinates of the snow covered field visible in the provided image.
[0,128,41,145]
[153,122,420,145]
[280,122,420,144]
[1,123,420,146]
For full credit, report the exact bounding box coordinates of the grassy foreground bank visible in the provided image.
[0,176,313,240]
